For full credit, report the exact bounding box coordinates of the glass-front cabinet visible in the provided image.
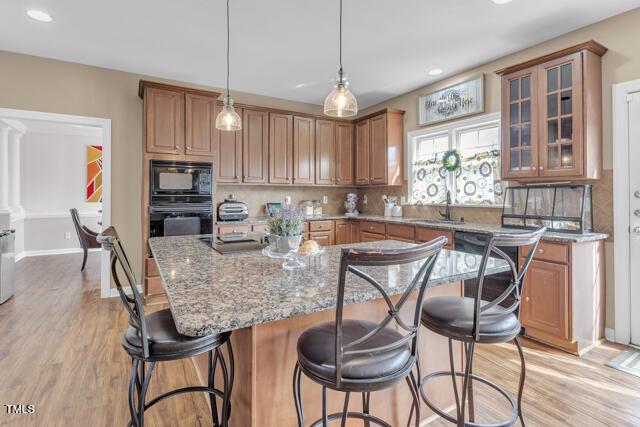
[503,67,538,178]
[538,53,583,177]
[498,42,606,181]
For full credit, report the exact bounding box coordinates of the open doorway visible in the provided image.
[0,108,111,298]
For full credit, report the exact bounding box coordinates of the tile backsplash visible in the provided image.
[215,185,356,217]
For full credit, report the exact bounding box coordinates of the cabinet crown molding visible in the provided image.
[138,80,221,99]
[495,40,608,76]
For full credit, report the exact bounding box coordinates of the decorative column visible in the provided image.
[7,129,24,217]
[0,124,10,214]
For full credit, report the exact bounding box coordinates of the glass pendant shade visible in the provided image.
[215,96,241,131]
[324,76,358,118]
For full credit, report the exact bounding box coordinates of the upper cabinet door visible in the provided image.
[355,120,370,185]
[538,53,583,178]
[315,119,336,185]
[293,116,315,185]
[215,103,242,183]
[145,87,184,155]
[335,123,354,186]
[369,114,388,185]
[243,109,269,183]
[185,93,216,157]
[501,67,539,180]
[269,113,293,184]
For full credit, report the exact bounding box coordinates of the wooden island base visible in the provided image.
[192,282,464,427]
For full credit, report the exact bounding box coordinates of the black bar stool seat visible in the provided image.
[297,319,412,389]
[421,296,520,344]
[122,309,231,361]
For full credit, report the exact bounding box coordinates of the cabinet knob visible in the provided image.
[539,166,544,171]
[175,145,180,149]
[526,297,530,302]
[539,248,545,254]
[369,226,374,230]
[187,146,191,150]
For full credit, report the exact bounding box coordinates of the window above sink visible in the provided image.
[407,112,504,208]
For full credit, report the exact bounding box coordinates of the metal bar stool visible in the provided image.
[98,227,234,427]
[293,237,447,427]
[418,227,546,427]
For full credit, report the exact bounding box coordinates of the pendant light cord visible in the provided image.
[226,0,230,98]
[339,0,343,75]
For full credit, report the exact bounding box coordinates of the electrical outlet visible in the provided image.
[363,195,368,204]
[284,195,292,206]
[400,195,407,205]
[64,232,71,240]
[322,195,328,204]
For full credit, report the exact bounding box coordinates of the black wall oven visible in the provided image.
[149,160,214,238]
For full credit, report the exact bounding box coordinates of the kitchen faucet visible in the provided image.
[440,190,452,221]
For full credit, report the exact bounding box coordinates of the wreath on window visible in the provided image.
[442,149,461,172]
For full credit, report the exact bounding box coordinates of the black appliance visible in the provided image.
[149,160,214,238]
[454,231,518,307]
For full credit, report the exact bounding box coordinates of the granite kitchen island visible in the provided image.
[149,235,509,426]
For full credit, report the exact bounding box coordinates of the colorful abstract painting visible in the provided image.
[86,145,103,203]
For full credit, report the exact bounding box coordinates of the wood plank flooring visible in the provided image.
[1,254,639,426]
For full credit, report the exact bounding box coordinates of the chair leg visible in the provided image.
[128,359,140,427]
[226,339,235,422]
[208,350,220,426]
[293,363,304,427]
[459,342,475,427]
[217,347,231,427]
[137,362,156,427]
[406,373,420,427]
[81,248,88,272]
[465,343,476,422]
[515,336,526,426]
[362,392,370,427]
[340,392,350,427]
[322,386,329,427]
[447,338,462,421]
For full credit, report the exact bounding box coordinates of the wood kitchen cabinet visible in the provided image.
[143,86,184,155]
[519,239,605,355]
[243,109,269,183]
[215,103,243,183]
[335,123,354,186]
[315,119,336,185]
[335,219,350,244]
[521,259,570,341]
[293,116,315,184]
[185,93,217,157]
[354,109,404,186]
[269,113,293,184]
[354,120,370,185]
[498,41,606,181]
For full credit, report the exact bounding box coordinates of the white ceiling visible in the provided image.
[1,0,639,109]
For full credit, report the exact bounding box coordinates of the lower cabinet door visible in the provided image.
[335,220,350,245]
[309,231,334,246]
[361,231,386,242]
[521,259,570,340]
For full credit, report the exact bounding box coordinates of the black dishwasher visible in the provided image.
[454,231,518,307]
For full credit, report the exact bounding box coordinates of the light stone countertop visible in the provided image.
[149,236,510,337]
[216,214,608,243]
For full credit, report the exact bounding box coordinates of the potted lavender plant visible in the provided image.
[266,206,304,254]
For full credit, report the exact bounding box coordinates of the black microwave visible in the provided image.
[150,160,212,197]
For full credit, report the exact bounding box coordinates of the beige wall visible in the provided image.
[357,8,640,329]
[0,50,324,282]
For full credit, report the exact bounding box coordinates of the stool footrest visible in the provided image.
[419,370,518,427]
[309,411,391,427]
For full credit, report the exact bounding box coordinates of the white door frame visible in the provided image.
[0,108,112,299]
[613,79,640,344]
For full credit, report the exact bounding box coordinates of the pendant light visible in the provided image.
[216,0,242,131]
[323,0,357,117]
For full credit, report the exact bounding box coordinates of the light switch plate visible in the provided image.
[322,195,328,204]
[363,195,368,204]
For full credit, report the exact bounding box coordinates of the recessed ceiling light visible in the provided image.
[428,69,443,76]
[492,0,513,4]
[26,10,53,22]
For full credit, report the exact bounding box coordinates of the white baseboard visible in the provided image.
[107,285,143,298]
[605,328,616,342]
[15,247,101,262]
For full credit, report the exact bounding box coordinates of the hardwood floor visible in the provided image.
[1,254,639,426]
